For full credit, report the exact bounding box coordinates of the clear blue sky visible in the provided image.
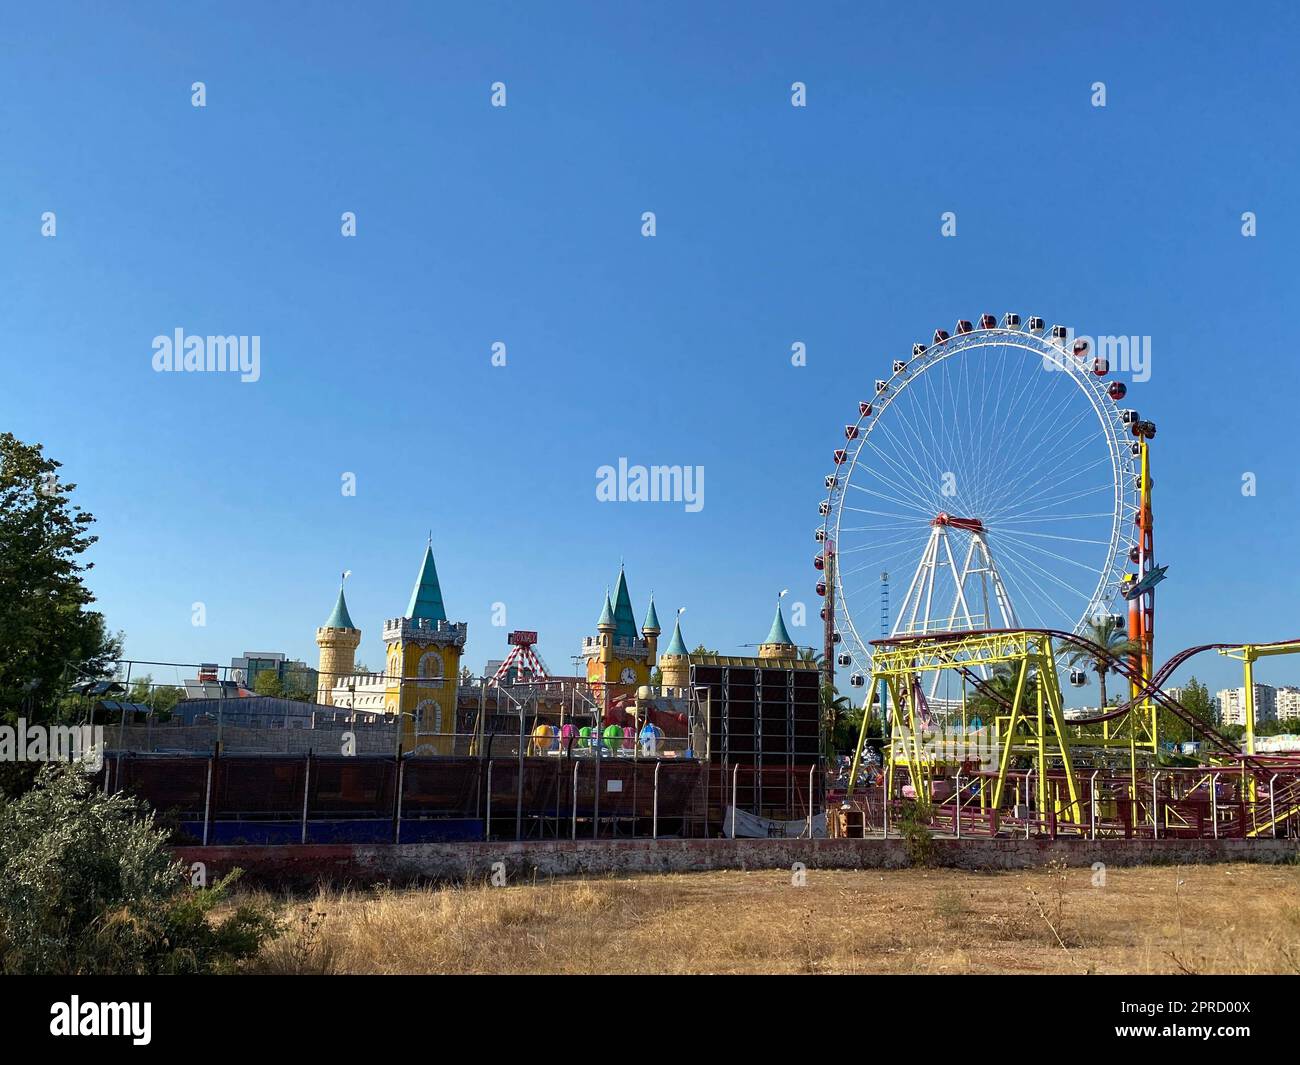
[3,2,1298,696]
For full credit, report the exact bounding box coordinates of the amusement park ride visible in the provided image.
[819,313,1300,838]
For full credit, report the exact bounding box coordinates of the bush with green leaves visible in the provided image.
[0,762,281,974]
[897,798,936,867]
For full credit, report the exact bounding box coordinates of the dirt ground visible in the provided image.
[247,861,1300,975]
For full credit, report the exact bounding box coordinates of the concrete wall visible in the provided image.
[176,836,1300,888]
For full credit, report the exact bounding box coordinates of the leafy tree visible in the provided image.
[0,763,280,974]
[252,670,286,698]
[1061,616,1141,712]
[0,435,122,724]
[126,675,183,717]
[689,643,718,656]
[1159,676,1217,744]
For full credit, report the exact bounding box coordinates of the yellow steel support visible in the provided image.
[846,629,1086,827]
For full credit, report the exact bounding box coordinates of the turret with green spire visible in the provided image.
[610,565,637,646]
[759,600,796,659]
[642,595,662,665]
[659,613,690,687]
[597,590,616,631]
[323,583,357,631]
[406,542,448,622]
[316,571,361,706]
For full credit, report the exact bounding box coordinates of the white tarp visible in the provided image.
[723,806,827,839]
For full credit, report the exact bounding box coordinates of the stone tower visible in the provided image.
[316,577,361,705]
[759,601,797,660]
[658,615,690,689]
[383,541,467,754]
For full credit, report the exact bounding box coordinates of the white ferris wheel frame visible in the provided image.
[823,325,1141,680]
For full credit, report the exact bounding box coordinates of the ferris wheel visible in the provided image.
[816,313,1141,690]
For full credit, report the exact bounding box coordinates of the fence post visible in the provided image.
[730,763,740,838]
[202,756,213,847]
[1090,770,1099,840]
[485,760,493,842]
[1152,771,1162,840]
[394,756,405,845]
[1025,768,1035,839]
[807,764,815,839]
[593,737,601,840]
[1269,774,1278,838]
[954,773,962,840]
[653,761,661,840]
[1211,774,1218,839]
[571,759,580,840]
[300,750,311,845]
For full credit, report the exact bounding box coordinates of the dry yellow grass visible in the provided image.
[245,862,1300,975]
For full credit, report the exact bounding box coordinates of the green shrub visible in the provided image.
[0,762,281,974]
[898,799,936,867]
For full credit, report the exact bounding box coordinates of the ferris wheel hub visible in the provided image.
[931,513,985,532]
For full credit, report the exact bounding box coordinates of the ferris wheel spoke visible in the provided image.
[847,463,940,516]
[991,548,1084,628]
[977,397,1102,517]
[847,475,941,517]
[994,481,1115,523]
[995,527,1112,574]
[993,534,1097,604]
[984,451,1112,522]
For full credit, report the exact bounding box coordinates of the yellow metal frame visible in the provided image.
[846,629,1098,827]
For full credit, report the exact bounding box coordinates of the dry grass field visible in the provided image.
[245,862,1300,975]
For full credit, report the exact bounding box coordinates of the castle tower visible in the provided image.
[759,601,797,660]
[316,575,361,705]
[581,565,653,696]
[658,615,690,689]
[383,541,467,754]
[642,596,661,666]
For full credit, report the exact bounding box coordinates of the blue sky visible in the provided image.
[3,2,1298,696]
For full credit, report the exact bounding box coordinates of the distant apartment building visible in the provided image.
[230,651,318,696]
[1215,684,1278,727]
[1276,686,1300,723]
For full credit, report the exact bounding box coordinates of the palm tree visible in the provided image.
[799,647,826,671]
[820,682,852,756]
[1063,616,1141,712]
[967,664,1031,720]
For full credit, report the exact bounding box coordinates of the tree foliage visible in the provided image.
[0,763,280,974]
[0,434,121,725]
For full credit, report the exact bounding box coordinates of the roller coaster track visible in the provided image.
[873,628,1300,778]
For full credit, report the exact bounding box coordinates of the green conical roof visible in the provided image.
[406,544,447,622]
[665,617,688,656]
[324,584,357,630]
[643,596,661,633]
[611,566,637,644]
[597,591,615,629]
[765,603,794,647]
